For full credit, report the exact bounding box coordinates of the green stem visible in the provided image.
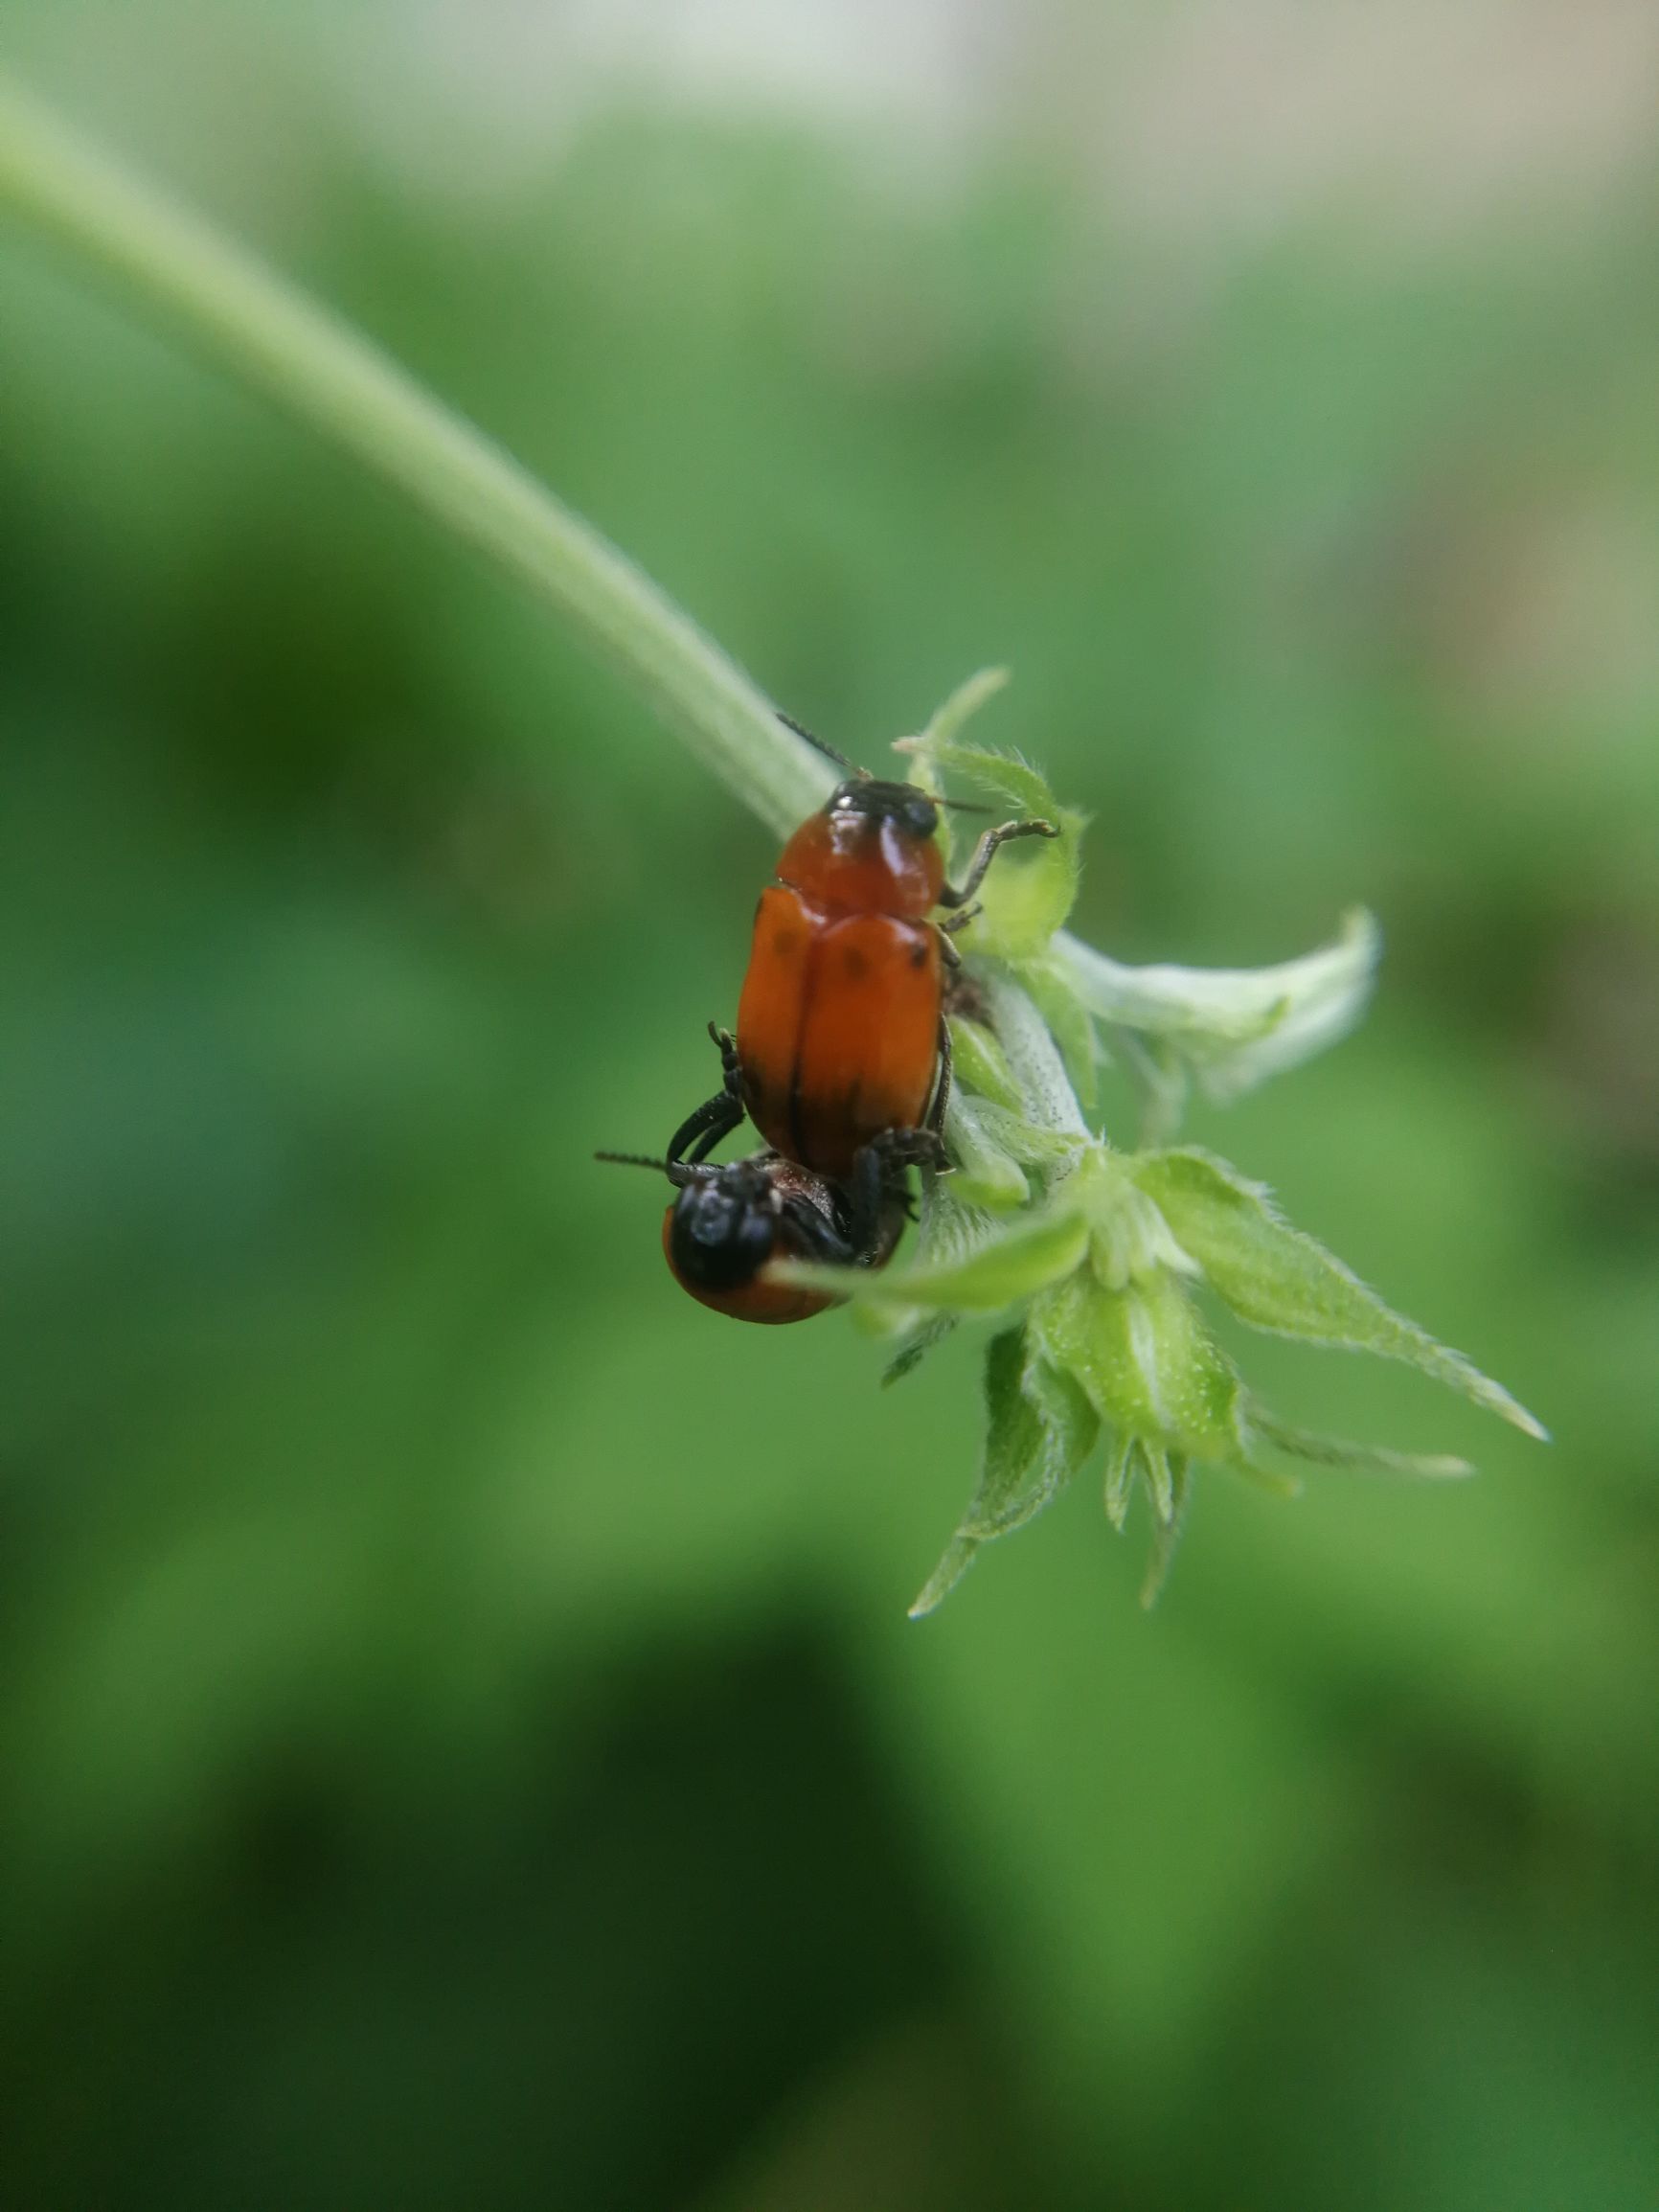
[0,71,827,838]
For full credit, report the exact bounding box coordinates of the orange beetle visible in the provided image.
[669,725,1057,1180]
[595,1147,905,1325]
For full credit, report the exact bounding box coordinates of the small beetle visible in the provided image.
[596,1144,907,1326]
[669,720,1056,1180]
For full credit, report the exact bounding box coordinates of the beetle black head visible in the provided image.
[827,777,940,844]
[596,1152,785,1293]
[665,1159,780,1292]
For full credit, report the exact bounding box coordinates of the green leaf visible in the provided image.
[910,1328,1099,1616]
[1225,1458,1305,1503]
[782,1198,1089,1313]
[1020,957,1102,1112]
[979,973,1091,1139]
[1142,1438,1177,1523]
[969,1341,1094,1542]
[916,665,1012,753]
[948,784,1084,959]
[1112,1030,1189,1149]
[899,673,1085,955]
[872,1204,1091,1311]
[876,1184,1005,1380]
[1244,1408,1473,1480]
[1129,1148,1548,1441]
[946,1013,1024,1114]
[1016,1351,1101,1511]
[943,1092,1031,1211]
[1073,1158,1202,1291]
[891,669,1005,865]
[962,1095,1088,1173]
[881,1314,958,1386]
[1102,1431,1137,1529]
[1030,1267,1246,1462]
[1101,1433,1200,1603]
[1052,908,1380,1106]
[1139,1452,1193,1609]
[931,736,1067,826]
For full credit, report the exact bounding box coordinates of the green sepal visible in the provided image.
[947,1014,1024,1114]
[874,1184,1003,1381]
[894,665,1008,843]
[1244,1407,1473,1480]
[1029,1266,1246,1464]
[1224,1457,1304,1503]
[1138,1451,1193,1608]
[915,664,1012,755]
[1052,908,1381,1113]
[1069,1153,1201,1290]
[881,1313,958,1387]
[943,1092,1032,1211]
[899,670,1085,957]
[910,1327,1100,1616]
[782,1203,1089,1314]
[1102,1431,1136,1529]
[1101,1434,1195,1606]
[1019,956,1102,1112]
[1127,1148,1548,1440]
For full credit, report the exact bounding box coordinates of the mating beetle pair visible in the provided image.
[602,722,1056,1321]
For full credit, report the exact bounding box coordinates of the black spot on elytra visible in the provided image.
[908,939,928,969]
[841,946,869,980]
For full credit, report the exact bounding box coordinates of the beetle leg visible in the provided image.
[847,1146,885,1261]
[937,817,1058,909]
[775,1194,860,1267]
[846,1123,947,1254]
[940,964,989,1024]
[706,1020,743,1088]
[881,1127,949,1173]
[927,1013,953,1137]
[665,1023,750,1164]
[666,1088,745,1167]
[939,901,982,937]
[845,1143,898,1264]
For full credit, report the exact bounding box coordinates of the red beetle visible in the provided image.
[669,722,1056,1179]
[596,1144,906,1326]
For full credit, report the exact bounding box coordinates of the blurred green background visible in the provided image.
[3,5,1657,2207]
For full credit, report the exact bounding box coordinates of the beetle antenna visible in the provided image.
[595,1150,703,1190]
[886,737,997,810]
[777,710,866,780]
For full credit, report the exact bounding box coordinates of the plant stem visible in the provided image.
[0,71,827,838]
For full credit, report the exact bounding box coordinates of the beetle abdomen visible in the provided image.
[737,888,941,1178]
